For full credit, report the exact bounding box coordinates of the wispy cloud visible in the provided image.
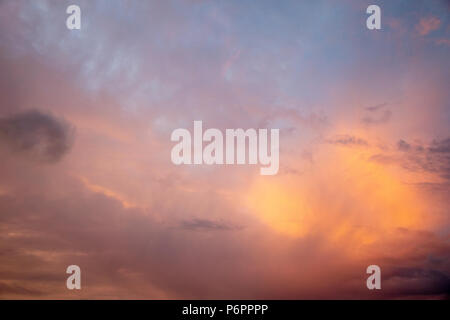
[416,16,441,36]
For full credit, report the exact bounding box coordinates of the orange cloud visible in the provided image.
[79,176,139,209]
[244,143,431,254]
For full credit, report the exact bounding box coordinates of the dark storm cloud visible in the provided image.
[0,110,74,162]
[326,135,369,146]
[385,267,450,296]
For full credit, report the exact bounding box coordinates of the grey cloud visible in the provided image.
[372,138,450,181]
[397,139,411,151]
[365,102,388,112]
[427,255,447,266]
[428,138,450,153]
[402,138,450,180]
[0,110,74,162]
[326,135,368,146]
[180,218,240,231]
[385,268,450,297]
[362,109,392,125]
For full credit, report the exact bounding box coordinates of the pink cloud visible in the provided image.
[435,38,450,46]
[416,16,441,36]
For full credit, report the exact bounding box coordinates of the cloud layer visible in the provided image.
[0,0,449,299]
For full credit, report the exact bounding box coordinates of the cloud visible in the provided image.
[0,173,258,299]
[0,110,74,163]
[397,139,411,151]
[0,282,43,296]
[326,135,368,146]
[402,138,450,180]
[372,138,450,181]
[416,17,441,36]
[385,267,450,297]
[0,0,449,300]
[428,138,450,153]
[435,38,450,46]
[180,218,240,231]
[362,110,392,125]
[365,102,388,112]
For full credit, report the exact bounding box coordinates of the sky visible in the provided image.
[0,0,449,299]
